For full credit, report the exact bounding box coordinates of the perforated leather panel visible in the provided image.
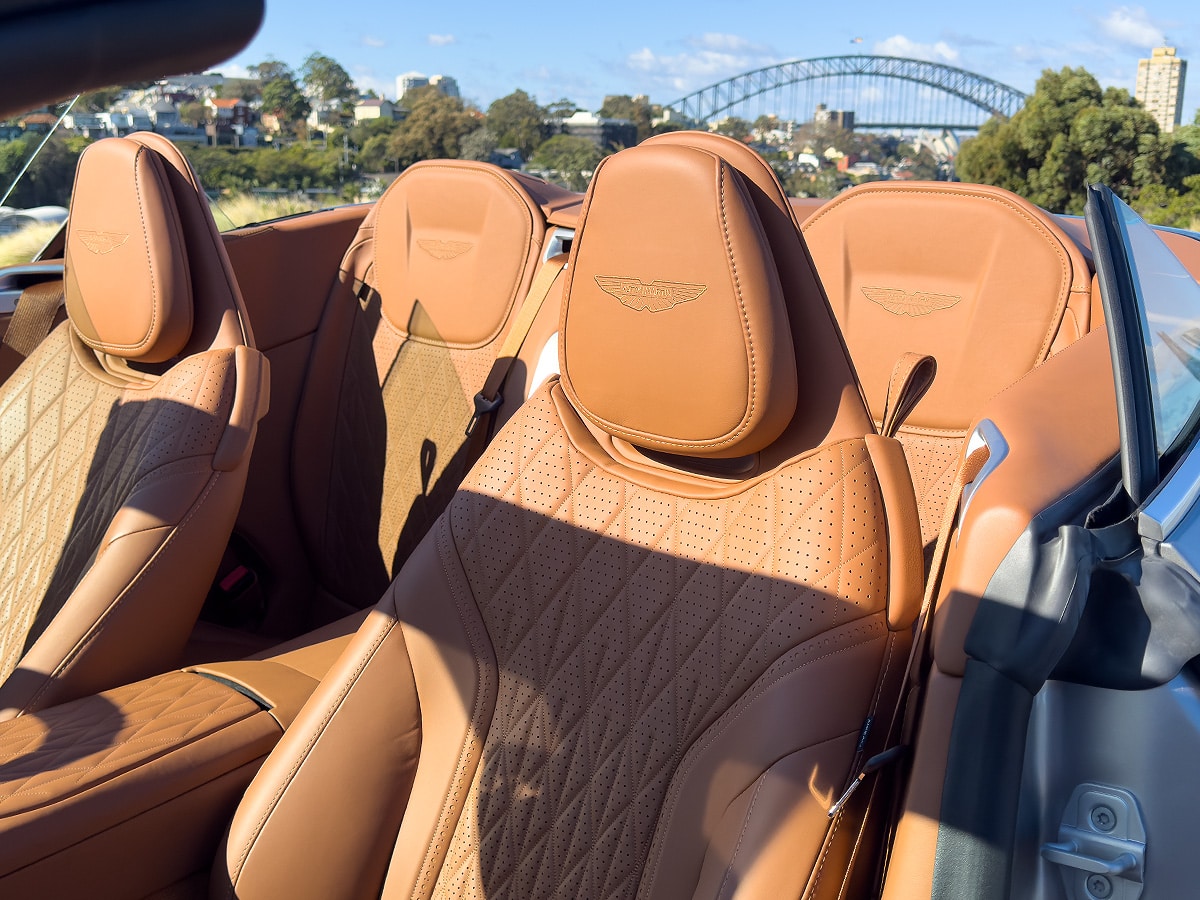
[0,326,236,680]
[895,430,962,550]
[0,671,258,815]
[430,386,888,899]
[317,312,494,609]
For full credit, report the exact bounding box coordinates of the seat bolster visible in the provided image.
[217,608,422,900]
[2,453,249,719]
[0,671,279,897]
[639,617,890,899]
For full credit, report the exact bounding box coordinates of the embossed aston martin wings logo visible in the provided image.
[594,275,707,312]
[861,286,961,317]
[76,231,129,255]
[417,239,473,260]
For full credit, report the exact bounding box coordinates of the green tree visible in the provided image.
[598,95,652,143]
[388,88,478,166]
[958,67,1171,213]
[459,126,498,162]
[178,101,207,127]
[544,98,580,120]
[300,53,356,110]
[0,133,86,207]
[261,74,310,135]
[76,86,125,113]
[248,58,293,84]
[530,134,602,190]
[713,116,752,141]
[486,90,545,158]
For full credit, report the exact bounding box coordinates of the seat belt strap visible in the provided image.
[465,252,568,440]
[3,279,65,358]
[820,443,991,898]
[879,352,937,439]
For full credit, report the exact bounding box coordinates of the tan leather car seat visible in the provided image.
[801,181,1094,547]
[291,160,574,615]
[214,141,923,898]
[0,133,267,719]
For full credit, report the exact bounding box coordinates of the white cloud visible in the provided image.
[209,63,251,79]
[351,66,394,99]
[362,35,385,49]
[1098,7,1166,48]
[427,34,456,47]
[625,33,779,95]
[873,35,960,64]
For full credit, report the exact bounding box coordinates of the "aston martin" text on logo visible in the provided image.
[594,275,707,312]
[418,239,473,260]
[76,231,129,255]
[861,286,962,317]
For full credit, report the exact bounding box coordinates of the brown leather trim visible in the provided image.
[932,328,1118,676]
[865,434,924,630]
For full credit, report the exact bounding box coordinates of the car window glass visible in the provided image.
[1115,197,1200,457]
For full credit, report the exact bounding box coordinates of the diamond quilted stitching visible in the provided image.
[431,389,888,900]
[0,671,259,814]
[319,328,491,608]
[0,329,236,681]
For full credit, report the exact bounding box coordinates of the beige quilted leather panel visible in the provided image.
[429,386,888,900]
[0,670,259,815]
[319,313,496,608]
[895,430,962,550]
[0,326,236,681]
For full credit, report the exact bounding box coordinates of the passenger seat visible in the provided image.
[214,137,924,900]
[0,133,268,718]
[290,160,578,615]
[801,181,1095,548]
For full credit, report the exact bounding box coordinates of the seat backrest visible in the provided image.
[216,139,924,899]
[801,181,1094,546]
[0,133,267,718]
[290,160,578,616]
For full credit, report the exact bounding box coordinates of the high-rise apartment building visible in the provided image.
[396,72,430,100]
[1136,46,1187,133]
[395,72,460,102]
[429,75,459,99]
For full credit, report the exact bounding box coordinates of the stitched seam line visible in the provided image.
[225,619,394,896]
[641,622,887,892]
[717,768,769,898]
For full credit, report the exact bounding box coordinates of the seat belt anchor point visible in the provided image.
[466,391,503,437]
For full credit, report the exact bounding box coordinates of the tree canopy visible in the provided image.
[388,88,479,167]
[957,67,1180,214]
[530,134,602,191]
[486,90,545,158]
[301,53,356,109]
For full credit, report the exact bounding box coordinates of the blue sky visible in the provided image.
[224,1,1200,122]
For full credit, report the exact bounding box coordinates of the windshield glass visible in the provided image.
[0,98,76,265]
[1114,197,1200,457]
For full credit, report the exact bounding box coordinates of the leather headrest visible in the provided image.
[803,181,1091,432]
[65,138,193,363]
[370,160,543,347]
[560,143,797,458]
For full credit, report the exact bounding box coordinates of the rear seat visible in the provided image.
[290,160,580,617]
[800,181,1097,549]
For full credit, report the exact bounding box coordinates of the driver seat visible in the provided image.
[0,133,268,719]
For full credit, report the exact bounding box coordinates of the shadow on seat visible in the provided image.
[0,132,267,719]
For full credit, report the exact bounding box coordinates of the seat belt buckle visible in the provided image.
[828,745,907,818]
[466,391,503,437]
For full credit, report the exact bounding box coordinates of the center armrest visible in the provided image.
[0,670,280,897]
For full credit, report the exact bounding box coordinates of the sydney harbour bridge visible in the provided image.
[667,56,1027,131]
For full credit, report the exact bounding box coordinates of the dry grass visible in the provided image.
[0,194,329,267]
[0,222,60,267]
[207,193,325,231]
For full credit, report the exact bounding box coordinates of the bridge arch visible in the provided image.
[667,56,1026,130]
